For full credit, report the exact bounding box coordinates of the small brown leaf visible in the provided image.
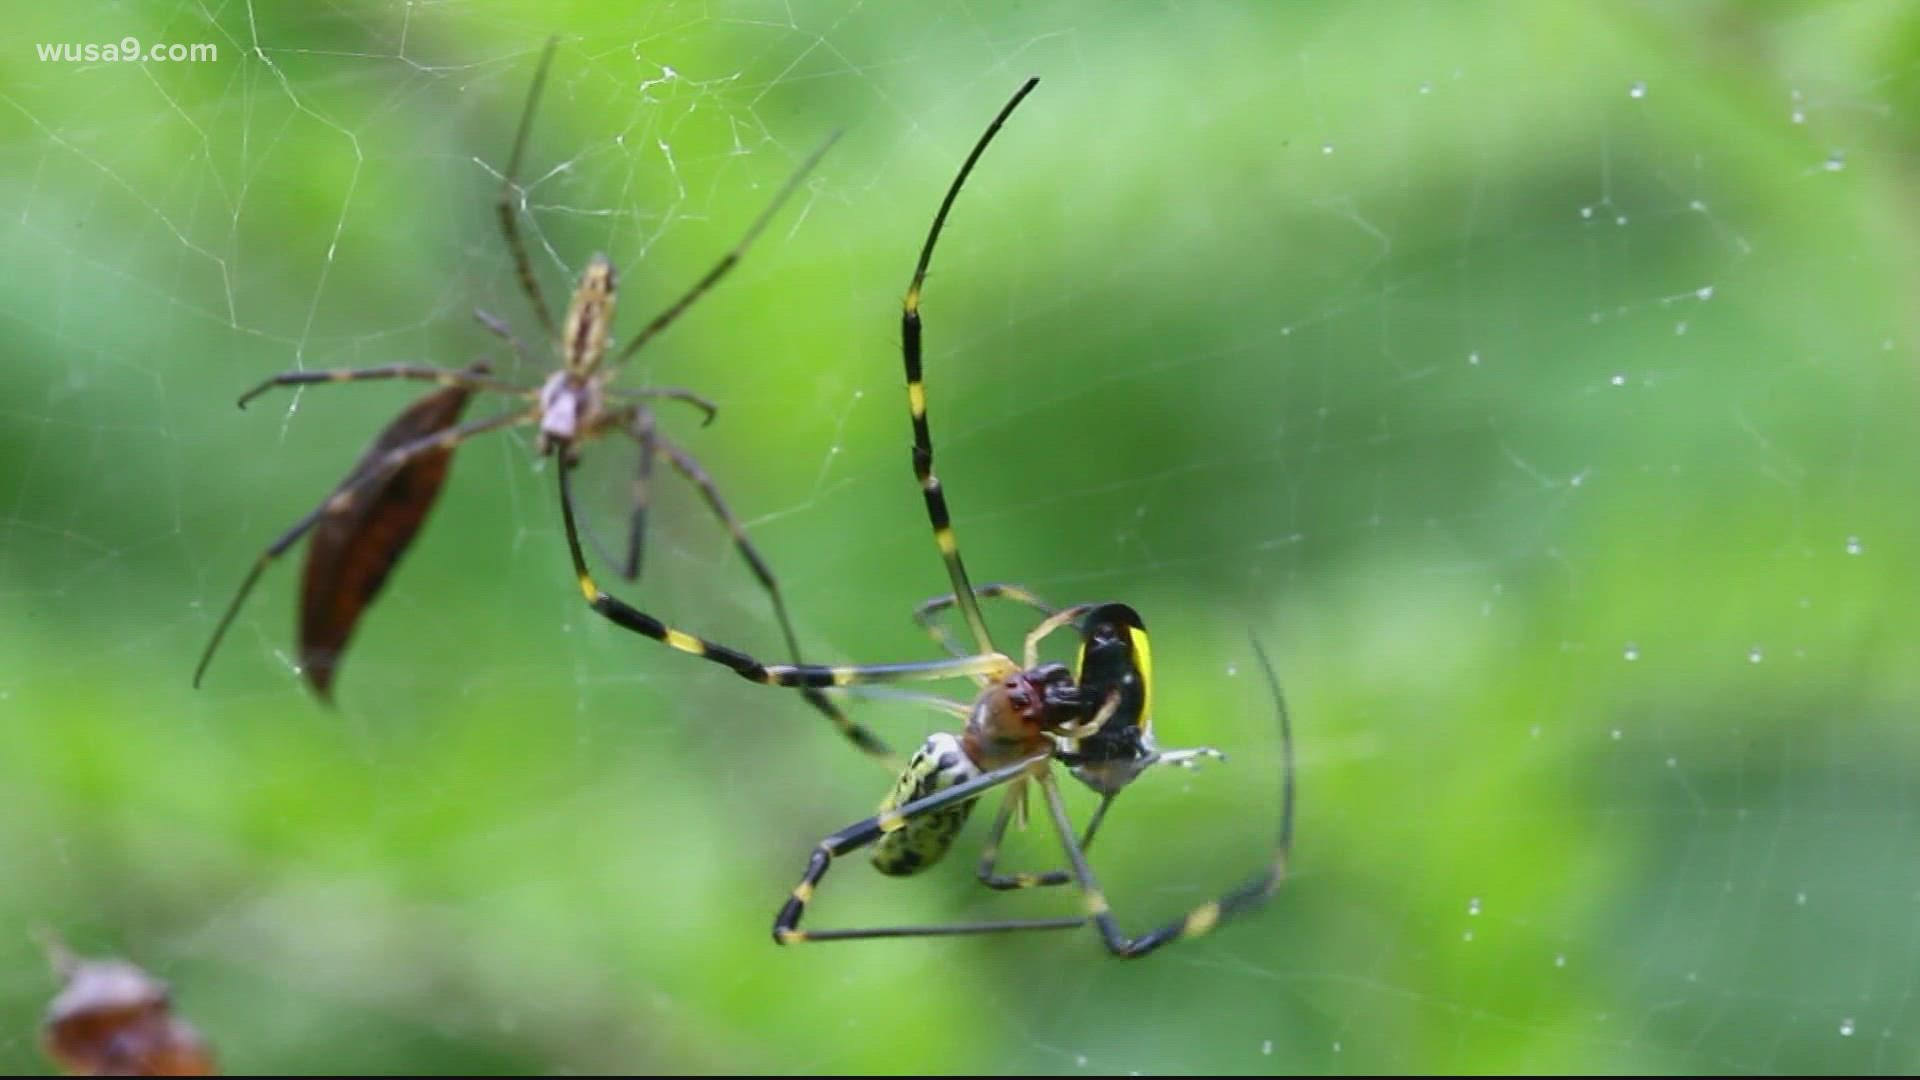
[41,935,217,1077]
[299,366,483,699]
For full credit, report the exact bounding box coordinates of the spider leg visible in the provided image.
[558,460,1015,693]
[496,37,561,340]
[1023,603,1097,671]
[901,78,1041,656]
[611,132,841,367]
[646,429,897,764]
[773,755,1089,942]
[1033,639,1294,958]
[912,582,1057,658]
[973,782,1115,891]
[618,408,659,582]
[473,308,541,371]
[235,364,529,409]
[194,405,537,687]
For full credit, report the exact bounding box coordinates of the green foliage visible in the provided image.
[2,1,1918,1073]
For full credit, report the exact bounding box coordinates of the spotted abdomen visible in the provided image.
[871,732,981,877]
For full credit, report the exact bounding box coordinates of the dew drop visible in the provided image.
[1749,647,1764,664]
[1462,930,1474,941]
[1611,728,1623,741]
[1321,142,1335,156]
[1695,285,1714,300]
[1795,890,1808,906]
[1468,897,1481,916]
[1261,1040,1274,1056]
[1629,80,1647,99]
[1623,643,1640,661]
[1824,151,1846,172]
[1418,82,1433,95]
[1841,1018,1855,1037]
[1076,1055,1088,1068]
[1846,536,1863,555]
[1554,953,1567,968]
[1610,374,1626,386]
[1580,205,1594,220]
[1468,350,1481,365]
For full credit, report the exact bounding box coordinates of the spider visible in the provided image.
[191,38,890,760]
[553,78,1295,956]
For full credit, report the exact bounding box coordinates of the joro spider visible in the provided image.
[192,39,890,760]
[557,78,1296,956]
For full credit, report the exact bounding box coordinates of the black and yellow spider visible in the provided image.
[192,39,890,760]
[556,78,1295,956]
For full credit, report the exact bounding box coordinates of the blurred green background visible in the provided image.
[3,1,1919,1073]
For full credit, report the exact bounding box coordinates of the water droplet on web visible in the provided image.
[1418,82,1433,95]
[1468,350,1481,365]
[1610,374,1626,387]
[1614,214,1629,226]
[1749,647,1765,664]
[1623,643,1640,661]
[1226,662,1239,677]
[1824,151,1846,172]
[1841,1018,1855,1037]
[1261,1040,1273,1056]
[1846,536,1863,555]
[1468,897,1481,916]
[1695,285,1714,300]
[1321,143,1335,155]
[1791,109,1806,124]
[1629,80,1647,99]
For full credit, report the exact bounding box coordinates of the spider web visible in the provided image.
[3,0,1919,1073]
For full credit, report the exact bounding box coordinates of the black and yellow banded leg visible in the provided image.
[1031,638,1294,959]
[558,461,1017,695]
[774,755,1087,943]
[193,405,539,688]
[1035,771,1283,959]
[650,430,896,765]
[913,582,1057,658]
[973,783,1115,891]
[235,363,530,410]
[899,77,1042,658]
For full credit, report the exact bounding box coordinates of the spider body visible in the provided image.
[191,40,894,760]
[873,660,1079,876]
[536,255,619,455]
[548,78,1295,957]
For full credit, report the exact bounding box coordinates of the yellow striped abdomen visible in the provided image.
[871,732,980,876]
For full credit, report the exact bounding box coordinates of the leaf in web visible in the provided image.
[297,365,483,701]
[39,932,217,1077]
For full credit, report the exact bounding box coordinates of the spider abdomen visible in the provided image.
[872,732,981,877]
